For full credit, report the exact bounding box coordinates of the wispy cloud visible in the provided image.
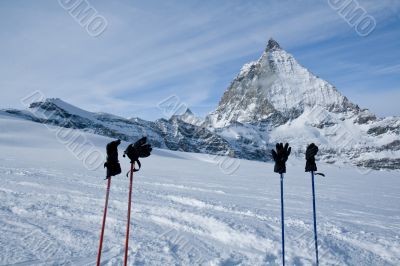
[375,64,400,75]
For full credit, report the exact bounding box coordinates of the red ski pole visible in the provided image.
[97,177,112,266]
[124,162,134,266]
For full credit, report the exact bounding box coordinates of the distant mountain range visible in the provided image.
[2,39,399,170]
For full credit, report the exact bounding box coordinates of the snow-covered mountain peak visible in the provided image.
[201,38,400,169]
[207,38,359,128]
[29,98,95,120]
[171,108,204,126]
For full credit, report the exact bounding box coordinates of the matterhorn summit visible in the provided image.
[207,38,357,128]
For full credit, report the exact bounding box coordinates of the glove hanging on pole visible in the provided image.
[123,137,152,173]
[271,142,291,266]
[123,137,152,266]
[305,143,323,266]
[97,139,121,266]
[305,143,318,172]
[305,143,325,177]
[104,139,122,178]
[271,143,291,174]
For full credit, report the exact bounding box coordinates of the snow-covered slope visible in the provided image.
[0,113,399,265]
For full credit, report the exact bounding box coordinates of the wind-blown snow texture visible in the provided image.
[2,39,399,170]
[1,113,399,265]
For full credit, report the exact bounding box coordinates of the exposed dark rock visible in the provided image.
[356,159,400,170]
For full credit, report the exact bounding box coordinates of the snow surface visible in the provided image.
[0,114,399,265]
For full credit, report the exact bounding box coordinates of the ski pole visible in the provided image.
[280,173,285,266]
[271,143,290,266]
[97,176,112,266]
[124,162,134,266]
[311,171,319,266]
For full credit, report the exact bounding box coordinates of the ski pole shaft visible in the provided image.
[124,163,134,266]
[311,171,319,266]
[97,177,112,266]
[280,173,285,266]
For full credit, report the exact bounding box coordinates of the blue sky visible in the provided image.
[0,0,399,120]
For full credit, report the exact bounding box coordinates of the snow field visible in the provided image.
[0,115,399,265]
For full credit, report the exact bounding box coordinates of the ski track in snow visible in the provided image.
[0,115,400,265]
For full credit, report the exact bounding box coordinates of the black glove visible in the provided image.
[305,143,318,172]
[271,143,291,174]
[104,139,122,177]
[123,137,152,172]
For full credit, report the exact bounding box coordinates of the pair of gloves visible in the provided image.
[104,137,152,178]
[271,143,319,174]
